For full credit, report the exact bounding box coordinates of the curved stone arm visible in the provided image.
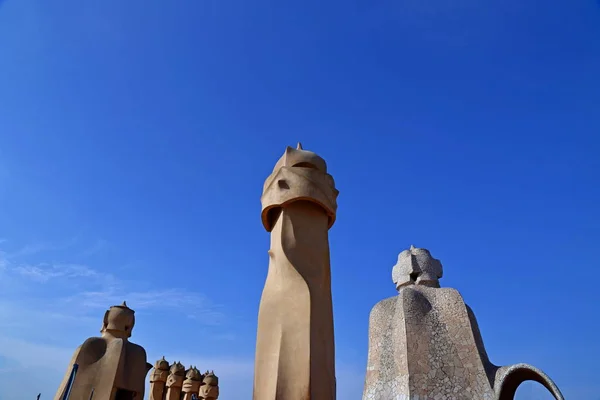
[493,363,564,400]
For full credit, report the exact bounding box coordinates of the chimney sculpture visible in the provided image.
[253,143,339,400]
[148,360,219,400]
[53,302,152,400]
[149,357,170,400]
[362,245,565,400]
[165,362,186,400]
[182,367,203,400]
[199,371,219,400]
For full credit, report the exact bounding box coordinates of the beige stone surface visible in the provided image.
[165,362,185,400]
[253,143,339,400]
[182,367,203,400]
[363,246,564,400]
[149,359,219,400]
[199,371,220,400]
[53,302,152,400]
[149,357,169,400]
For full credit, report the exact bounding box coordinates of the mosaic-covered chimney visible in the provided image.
[362,245,564,400]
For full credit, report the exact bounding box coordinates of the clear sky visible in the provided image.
[0,0,599,399]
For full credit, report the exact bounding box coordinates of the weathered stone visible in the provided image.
[363,246,564,400]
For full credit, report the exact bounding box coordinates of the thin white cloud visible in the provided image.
[68,288,226,323]
[2,239,226,326]
[12,262,101,283]
[8,237,78,258]
[0,336,73,370]
[0,297,99,338]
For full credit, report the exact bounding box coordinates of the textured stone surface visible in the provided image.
[253,143,338,400]
[165,362,185,400]
[181,366,203,400]
[53,302,152,400]
[149,359,219,400]
[149,357,170,400]
[392,245,443,290]
[199,371,220,400]
[363,246,564,400]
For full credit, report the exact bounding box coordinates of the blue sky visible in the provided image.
[0,0,599,399]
